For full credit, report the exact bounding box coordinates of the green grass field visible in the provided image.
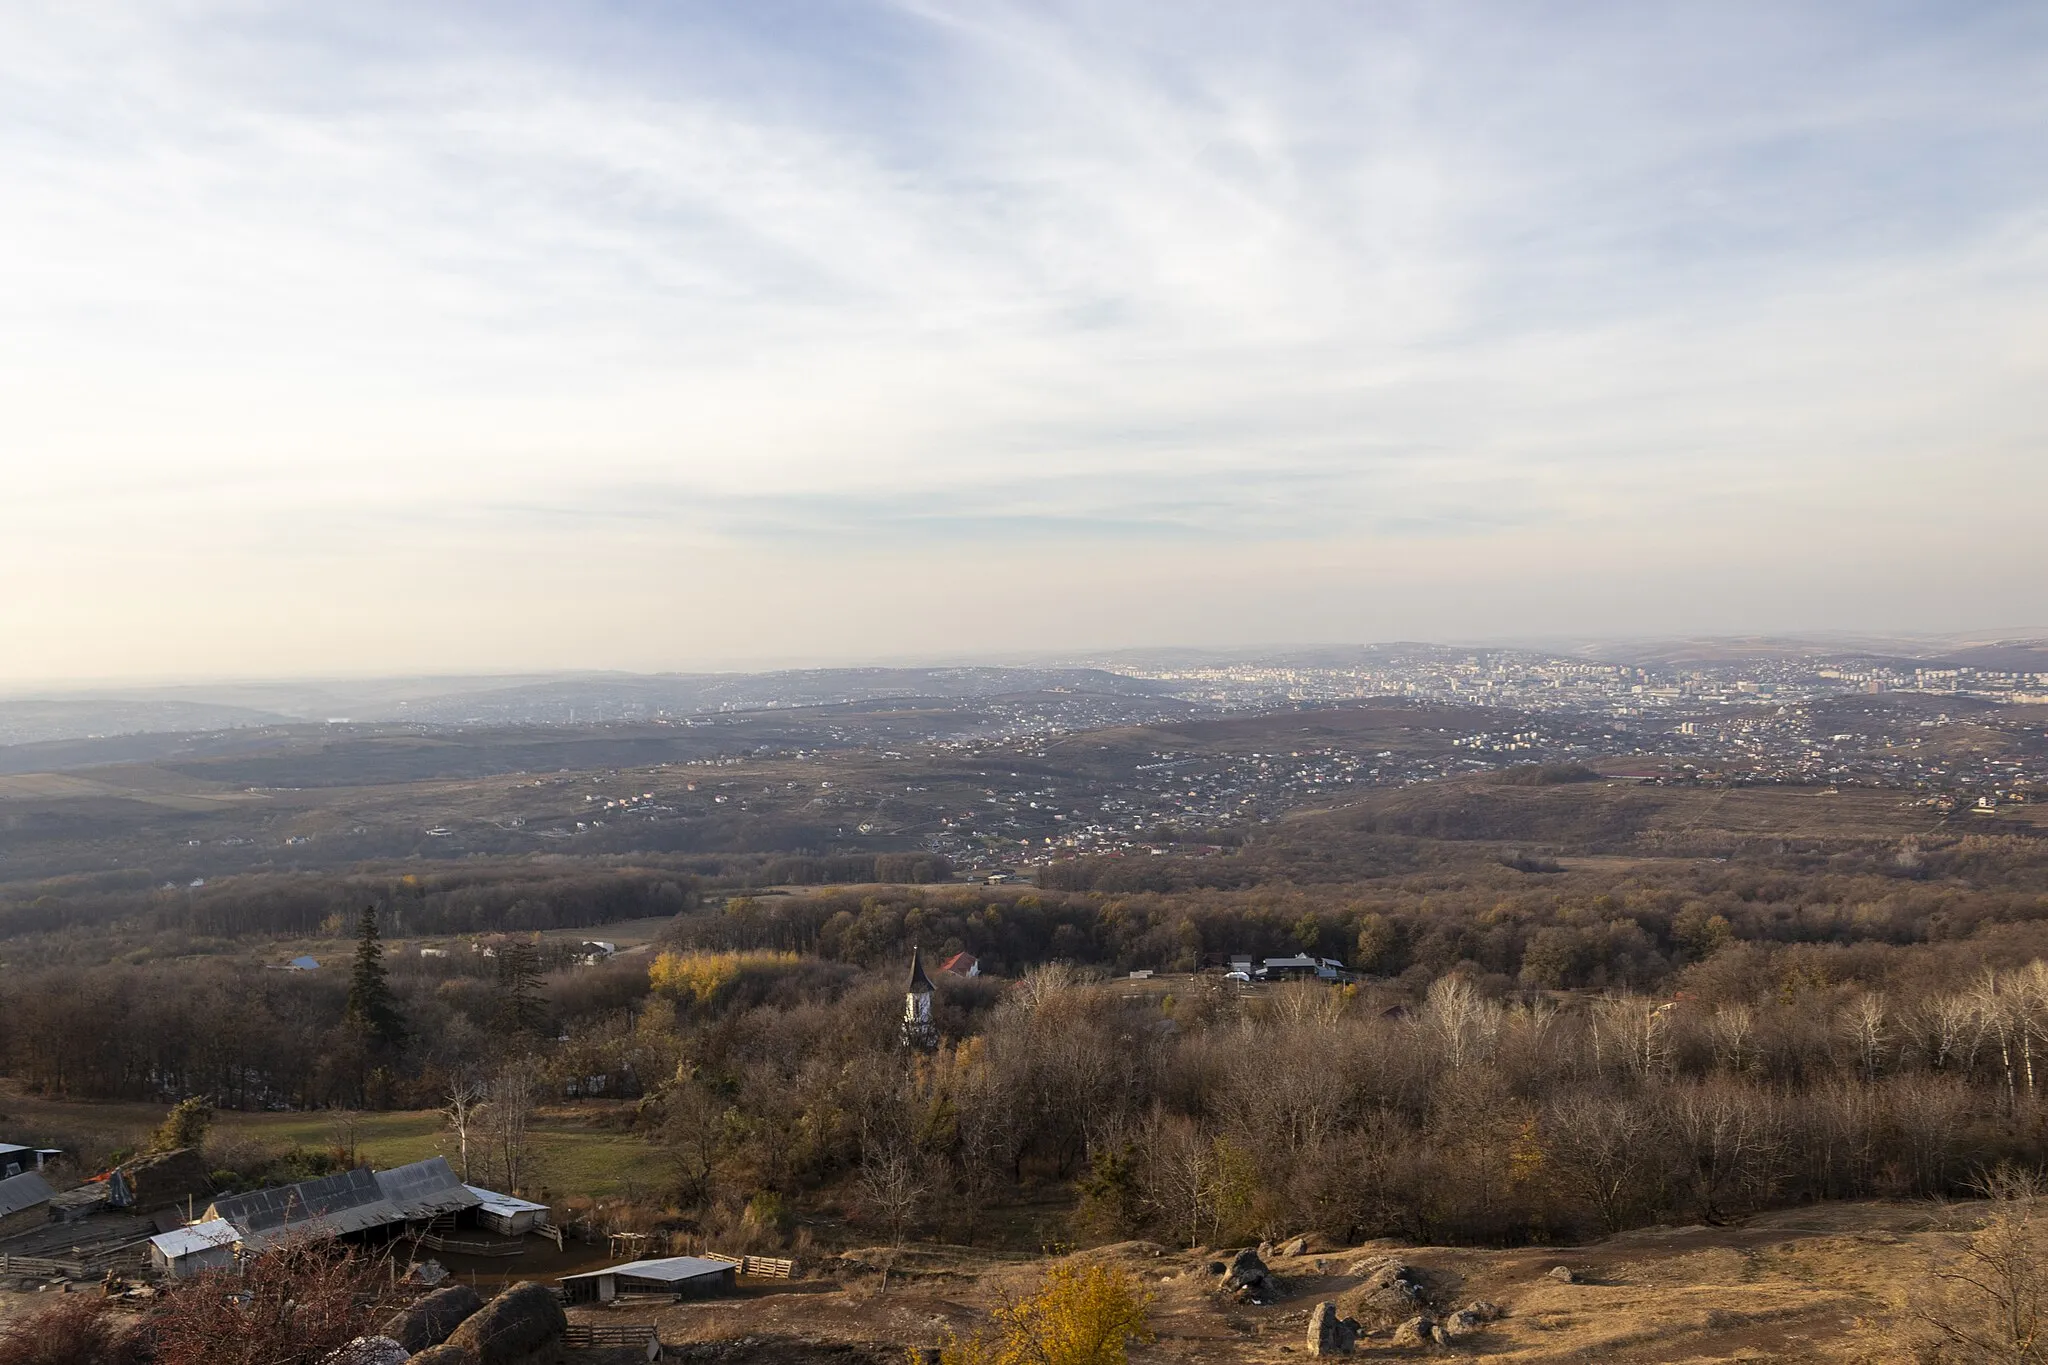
[227,1107,673,1201]
[0,1088,671,1202]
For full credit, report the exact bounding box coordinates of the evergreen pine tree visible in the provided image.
[345,905,406,1051]
[498,939,548,1035]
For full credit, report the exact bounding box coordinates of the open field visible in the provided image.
[0,1088,669,1199]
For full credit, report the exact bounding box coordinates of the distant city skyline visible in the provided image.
[4,2,2044,680]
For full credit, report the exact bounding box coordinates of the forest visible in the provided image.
[4,837,2048,1255]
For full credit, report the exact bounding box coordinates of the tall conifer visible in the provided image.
[345,905,406,1051]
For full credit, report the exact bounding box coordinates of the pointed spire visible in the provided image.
[907,944,935,995]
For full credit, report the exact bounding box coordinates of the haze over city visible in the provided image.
[3,1,2043,682]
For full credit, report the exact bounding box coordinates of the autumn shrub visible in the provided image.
[0,1295,144,1365]
[147,1237,387,1365]
[937,1262,1153,1365]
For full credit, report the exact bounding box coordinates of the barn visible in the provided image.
[559,1255,736,1303]
[375,1158,480,1222]
[205,1167,404,1250]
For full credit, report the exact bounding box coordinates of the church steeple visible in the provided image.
[902,945,936,1048]
[907,944,936,996]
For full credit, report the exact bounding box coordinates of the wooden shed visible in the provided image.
[559,1255,736,1303]
[463,1185,550,1236]
[147,1218,239,1279]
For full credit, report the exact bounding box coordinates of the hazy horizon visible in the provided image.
[6,626,2048,701]
[6,2,2044,681]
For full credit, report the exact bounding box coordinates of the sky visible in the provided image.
[2,1,2044,682]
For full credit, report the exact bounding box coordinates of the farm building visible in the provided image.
[204,1167,404,1250]
[0,1144,60,1178]
[148,1217,239,1278]
[1259,954,1346,981]
[375,1158,480,1221]
[464,1185,550,1236]
[48,1184,111,1222]
[0,1171,54,1235]
[559,1255,736,1303]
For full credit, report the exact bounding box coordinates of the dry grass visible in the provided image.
[551,1200,1968,1365]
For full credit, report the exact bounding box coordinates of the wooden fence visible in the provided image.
[565,1322,659,1356]
[416,1231,524,1258]
[701,1252,795,1279]
[0,1254,89,1279]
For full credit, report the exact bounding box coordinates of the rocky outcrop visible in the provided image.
[442,1282,567,1365]
[1306,1300,1360,1356]
[410,1346,480,1365]
[1219,1248,1285,1304]
[411,1342,479,1365]
[382,1283,485,1352]
[1390,1314,1436,1348]
[1346,1257,1429,1322]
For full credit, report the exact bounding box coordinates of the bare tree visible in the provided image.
[1901,1166,2048,1364]
[477,1060,540,1194]
[1709,1004,1757,1074]
[1416,976,1502,1074]
[1138,1112,1215,1249]
[661,1077,729,1210]
[856,1116,930,1282]
[1917,993,1986,1075]
[1667,1078,1782,1223]
[1843,992,1890,1082]
[1593,996,1672,1083]
[441,1077,486,1183]
[1542,1092,1663,1233]
[328,1109,362,1168]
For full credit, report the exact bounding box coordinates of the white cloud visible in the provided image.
[1,1,2043,678]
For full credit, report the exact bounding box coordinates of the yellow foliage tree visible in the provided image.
[648,949,796,1006]
[935,1263,1154,1365]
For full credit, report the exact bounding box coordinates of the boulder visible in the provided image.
[1546,1265,1578,1284]
[1222,1248,1285,1303]
[1390,1314,1436,1348]
[1306,1300,1360,1356]
[1439,1308,1484,1340]
[382,1283,486,1352]
[1277,1235,1311,1258]
[410,1347,479,1365]
[1462,1300,1503,1322]
[1349,1258,1427,1317]
[327,1340,410,1365]
[442,1282,567,1364]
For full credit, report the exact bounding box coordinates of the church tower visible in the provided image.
[903,945,936,1048]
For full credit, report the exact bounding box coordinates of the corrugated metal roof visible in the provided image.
[560,1255,733,1284]
[207,1167,404,1247]
[150,1218,238,1260]
[375,1158,480,1219]
[464,1185,549,1217]
[0,1171,55,1219]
